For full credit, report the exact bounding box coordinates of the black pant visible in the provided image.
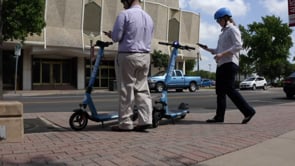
[215,62,255,120]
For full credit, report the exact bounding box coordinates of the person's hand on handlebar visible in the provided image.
[197,43,216,55]
[103,31,112,39]
[197,43,208,49]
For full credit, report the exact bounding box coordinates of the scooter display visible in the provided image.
[152,41,195,128]
[69,40,118,131]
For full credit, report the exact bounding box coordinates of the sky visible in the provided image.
[179,0,294,72]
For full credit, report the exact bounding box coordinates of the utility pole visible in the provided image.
[208,63,211,72]
[0,0,4,99]
[89,32,95,76]
[197,52,200,71]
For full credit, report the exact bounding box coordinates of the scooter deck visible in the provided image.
[91,112,119,122]
[164,109,189,119]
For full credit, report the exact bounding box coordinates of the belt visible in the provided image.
[118,51,149,54]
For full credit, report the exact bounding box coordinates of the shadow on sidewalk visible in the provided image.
[1,155,67,165]
[24,117,243,134]
[24,118,62,134]
[158,119,241,126]
[24,118,119,133]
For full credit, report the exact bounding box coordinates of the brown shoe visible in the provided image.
[111,125,133,132]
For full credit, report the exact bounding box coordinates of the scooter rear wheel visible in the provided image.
[180,114,186,119]
[152,110,161,128]
[69,112,88,131]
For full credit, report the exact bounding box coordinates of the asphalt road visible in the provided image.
[3,87,294,113]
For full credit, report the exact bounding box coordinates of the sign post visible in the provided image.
[288,0,295,27]
[89,32,95,76]
[14,43,21,94]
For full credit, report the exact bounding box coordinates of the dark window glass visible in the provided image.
[32,59,41,83]
[42,63,50,83]
[62,62,71,83]
[53,64,61,83]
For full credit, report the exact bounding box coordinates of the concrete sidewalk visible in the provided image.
[1,90,295,165]
[198,130,295,166]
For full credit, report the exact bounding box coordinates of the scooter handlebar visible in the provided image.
[95,40,113,47]
[158,42,171,46]
[181,45,195,50]
[158,41,195,51]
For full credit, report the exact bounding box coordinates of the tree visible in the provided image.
[239,53,255,78]
[285,63,295,76]
[239,15,293,83]
[2,0,45,41]
[185,59,195,73]
[151,50,169,71]
[188,70,215,80]
[0,0,46,99]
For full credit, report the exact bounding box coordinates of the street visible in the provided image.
[3,87,293,113]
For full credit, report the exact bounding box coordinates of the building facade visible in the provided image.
[3,0,200,90]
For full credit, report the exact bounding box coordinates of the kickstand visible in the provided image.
[171,118,175,124]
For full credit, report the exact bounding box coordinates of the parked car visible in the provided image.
[239,76,267,90]
[283,72,295,99]
[201,79,215,87]
[148,70,202,92]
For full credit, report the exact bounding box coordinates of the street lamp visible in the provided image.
[197,52,200,71]
[89,32,95,76]
[14,43,22,94]
[208,63,211,72]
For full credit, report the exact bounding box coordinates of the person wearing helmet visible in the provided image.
[199,7,256,124]
[120,0,142,9]
[104,0,154,131]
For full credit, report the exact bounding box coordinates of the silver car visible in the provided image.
[239,76,267,90]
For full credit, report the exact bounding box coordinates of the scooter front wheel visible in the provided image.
[69,111,88,131]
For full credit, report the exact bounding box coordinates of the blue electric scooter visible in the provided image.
[152,41,195,128]
[69,40,119,131]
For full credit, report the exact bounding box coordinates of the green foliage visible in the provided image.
[2,0,46,42]
[0,0,46,98]
[285,63,295,75]
[239,53,255,77]
[239,15,293,81]
[187,70,215,80]
[151,50,169,71]
[185,59,195,73]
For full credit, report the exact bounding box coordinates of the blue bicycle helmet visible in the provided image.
[214,7,232,20]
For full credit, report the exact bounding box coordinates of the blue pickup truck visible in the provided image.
[148,69,202,92]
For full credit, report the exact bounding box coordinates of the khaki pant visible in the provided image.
[115,52,153,130]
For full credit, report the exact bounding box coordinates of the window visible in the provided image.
[175,70,182,76]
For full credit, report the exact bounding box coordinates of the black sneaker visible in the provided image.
[242,112,256,124]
